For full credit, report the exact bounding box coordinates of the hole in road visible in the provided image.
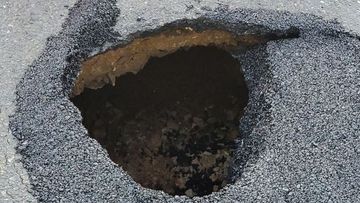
[70,27,262,197]
[71,46,248,197]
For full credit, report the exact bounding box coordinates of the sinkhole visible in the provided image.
[71,28,251,197]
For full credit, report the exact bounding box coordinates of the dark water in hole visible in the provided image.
[71,46,248,197]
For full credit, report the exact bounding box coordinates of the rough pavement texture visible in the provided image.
[1,0,360,202]
[202,31,360,203]
[115,0,360,37]
[0,0,76,202]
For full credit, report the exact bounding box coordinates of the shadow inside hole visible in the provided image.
[71,46,249,197]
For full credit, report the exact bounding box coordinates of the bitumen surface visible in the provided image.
[1,0,359,202]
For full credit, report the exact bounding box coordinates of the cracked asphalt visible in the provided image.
[1,0,359,202]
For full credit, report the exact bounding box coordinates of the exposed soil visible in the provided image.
[71,46,248,197]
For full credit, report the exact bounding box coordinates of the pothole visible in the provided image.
[70,27,280,197]
[72,44,248,197]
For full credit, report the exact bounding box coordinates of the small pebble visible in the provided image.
[185,189,195,197]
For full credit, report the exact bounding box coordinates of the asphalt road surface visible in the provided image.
[1,0,359,202]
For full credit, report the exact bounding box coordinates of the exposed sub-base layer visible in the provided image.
[72,28,267,96]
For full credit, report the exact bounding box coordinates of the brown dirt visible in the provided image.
[71,46,248,197]
[71,27,266,96]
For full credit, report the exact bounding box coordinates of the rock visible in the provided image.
[191,157,200,165]
[174,175,188,189]
[198,152,217,170]
[185,189,195,197]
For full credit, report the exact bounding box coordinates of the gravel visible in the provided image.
[0,0,76,202]
[2,0,360,202]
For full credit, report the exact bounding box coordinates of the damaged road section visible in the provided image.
[9,0,360,202]
[71,46,248,197]
[70,25,298,197]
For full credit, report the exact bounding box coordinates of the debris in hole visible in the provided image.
[107,101,241,197]
[72,45,248,197]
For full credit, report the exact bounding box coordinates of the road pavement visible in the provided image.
[1,0,359,202]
